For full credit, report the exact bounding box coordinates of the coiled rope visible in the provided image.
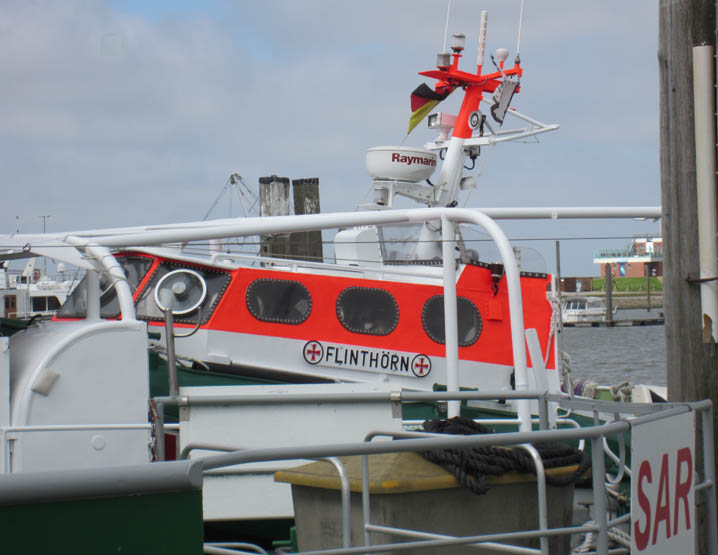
[572,520,631,554]
[572,379,633,402]
[421,416,590,495]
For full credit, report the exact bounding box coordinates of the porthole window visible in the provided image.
[246,279,312,324]
[422,295,482,346]
[336,287,398,336]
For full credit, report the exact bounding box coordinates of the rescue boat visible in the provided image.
[57,245,555,393]
[52,19,563,401]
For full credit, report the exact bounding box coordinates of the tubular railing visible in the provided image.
[151,390,554,463]
[208,251,444,281]
[1,391,715,554]
[151,390,716,555]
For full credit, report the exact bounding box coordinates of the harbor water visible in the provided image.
[560,309,667,387]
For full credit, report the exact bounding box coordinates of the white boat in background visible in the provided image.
[561,296,615,325]
[0,258,78,320]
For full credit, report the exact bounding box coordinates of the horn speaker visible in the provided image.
[154,269,207,315]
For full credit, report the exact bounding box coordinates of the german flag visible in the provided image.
[408,83,453,134]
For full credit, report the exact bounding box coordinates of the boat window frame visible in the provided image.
[421,294,482,347]
[134,261,231,325]
[56,255,154,320]
[245,278,312,325]
[335,286,399,336]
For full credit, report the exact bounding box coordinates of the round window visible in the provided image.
[421,295,482,346]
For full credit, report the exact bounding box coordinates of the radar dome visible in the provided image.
[366,146,437,183]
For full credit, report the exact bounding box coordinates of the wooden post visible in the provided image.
[259,175,290,258]
[604,263,613,323]
[290,178,323,262]
[646,265,651,312]
[659,1,717,550]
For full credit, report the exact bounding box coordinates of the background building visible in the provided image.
[594,236,663,278]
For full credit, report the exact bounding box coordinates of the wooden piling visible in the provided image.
[604,263,613,323]
[290,178,323,262]
[659,1,717,550]
[259,175,291,258]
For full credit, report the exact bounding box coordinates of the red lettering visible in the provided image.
[635,459,653,550]
[652,453,672,544]
[389,154,436,167]
[674,447,693,534]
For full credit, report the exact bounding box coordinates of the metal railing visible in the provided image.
[208,251,445,282]
[149,389,716,555]
[0,389,715,553]
[594,246,664,260]
[1,388,714,554]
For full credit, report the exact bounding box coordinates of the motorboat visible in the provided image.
[47,24,563,405]
[561,296,615,324]
[0,258,78,321]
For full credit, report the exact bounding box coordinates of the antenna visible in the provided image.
[39,214,51,277]
[441,0,452,52]
[516,0,525,62]
[477,10,488,74]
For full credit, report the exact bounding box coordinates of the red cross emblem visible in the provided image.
[411,354,431,377]
[303,341,324,365]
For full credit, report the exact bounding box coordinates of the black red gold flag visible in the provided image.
[408,83,453,134]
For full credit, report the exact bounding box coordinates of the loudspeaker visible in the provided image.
[468,111,481,129]
[153,269,207,315]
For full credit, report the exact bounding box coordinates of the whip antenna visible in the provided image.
[515,0,525,62]
[442,0,452,52]
[477,10,488,73]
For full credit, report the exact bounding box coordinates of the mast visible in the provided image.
[413,13,524,260]
[419,13,522,209]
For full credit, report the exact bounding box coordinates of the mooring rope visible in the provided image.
[421,416,590,495]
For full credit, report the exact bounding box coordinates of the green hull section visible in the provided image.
[0,490,203,555]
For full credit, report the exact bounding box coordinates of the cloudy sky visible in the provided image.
[0,0,661,275]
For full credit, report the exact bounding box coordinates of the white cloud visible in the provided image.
[0,0,660,275]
